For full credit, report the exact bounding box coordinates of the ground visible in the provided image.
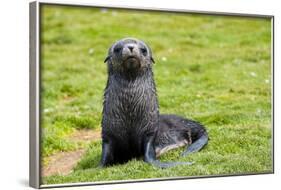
[42,129,100,176]
[40,5,272,185]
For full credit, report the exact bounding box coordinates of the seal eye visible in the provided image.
[140,48,147,56]
[114,47,122,54]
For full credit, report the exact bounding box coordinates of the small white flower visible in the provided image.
[250,72,257,77]
[161,57,167,62]
[265,79,270,83]
[44,108,52,113]
[88,48,94,55]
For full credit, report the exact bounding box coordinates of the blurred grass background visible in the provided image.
[40,4,272,184]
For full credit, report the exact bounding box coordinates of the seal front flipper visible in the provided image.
[100,141,115,167]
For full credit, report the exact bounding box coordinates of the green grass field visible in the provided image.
[40,5,272,185]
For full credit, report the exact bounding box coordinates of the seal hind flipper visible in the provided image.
[144,137,194,168]
[155,114,208,158]
[181,132,208,157]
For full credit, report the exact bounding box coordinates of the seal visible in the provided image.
[101,38,208,168]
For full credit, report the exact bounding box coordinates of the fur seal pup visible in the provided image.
[101,38,208,168]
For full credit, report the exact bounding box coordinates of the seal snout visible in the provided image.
[127,45,134,53]
[122,43,141,71]
[122,43,138,56]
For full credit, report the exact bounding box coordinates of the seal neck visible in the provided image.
[110,67,154,86]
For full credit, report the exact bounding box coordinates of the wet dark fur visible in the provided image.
[101,38,208,168]
[101,67,159,164]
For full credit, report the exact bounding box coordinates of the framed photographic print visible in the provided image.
[29,1,274,188]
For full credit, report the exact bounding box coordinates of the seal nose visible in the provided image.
[127,45,134,52]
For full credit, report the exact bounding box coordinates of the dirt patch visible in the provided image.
[42,149,86,177]
[42,129,101,177]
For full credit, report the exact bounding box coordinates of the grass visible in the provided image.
[40,5,272,185]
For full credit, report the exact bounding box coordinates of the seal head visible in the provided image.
[104,38,155,75]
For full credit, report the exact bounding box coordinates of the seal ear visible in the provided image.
[104,55,111,63]
[150,57,155,64]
